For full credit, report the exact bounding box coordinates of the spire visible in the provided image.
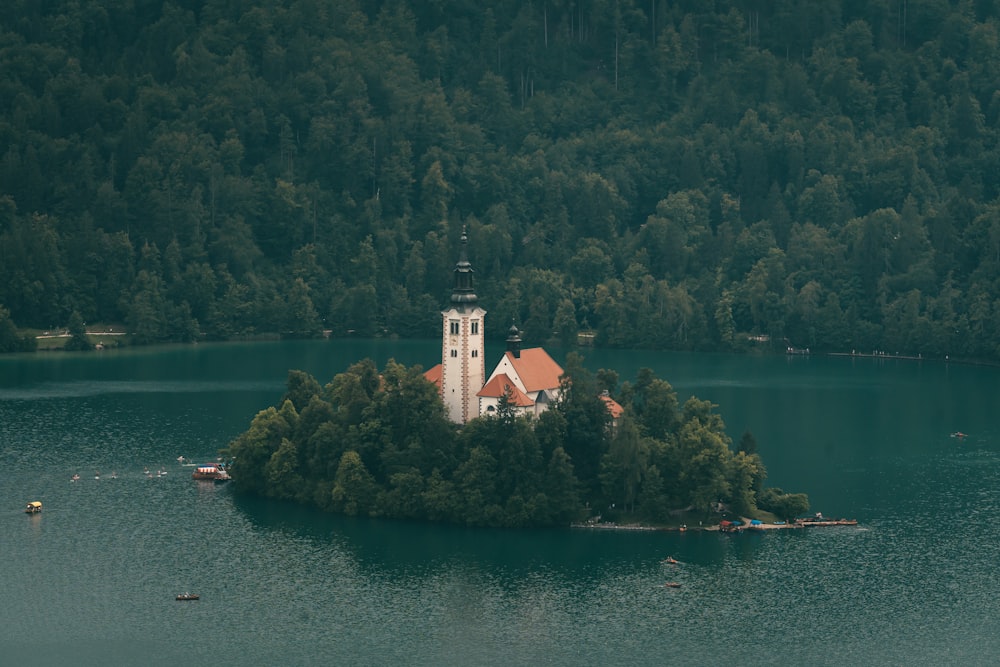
[506,321,521,359]
[450,226,478,309]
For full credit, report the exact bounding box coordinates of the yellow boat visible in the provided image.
[25,501,42,514]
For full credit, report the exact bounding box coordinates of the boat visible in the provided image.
[176,593,200,601]
[663,582,682,588]
[25,501,42,514]
[951,432,967,439]
[192,462,230,482]
[71,474,80,482]
[661,557,679,565]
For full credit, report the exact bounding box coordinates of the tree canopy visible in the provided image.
[225,361,806,527]
[2,1,1000,361]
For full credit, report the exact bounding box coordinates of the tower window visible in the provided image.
[450,349,458,357]
[471,350,478,358]
[471,321,479,335]
[450,321,460,335]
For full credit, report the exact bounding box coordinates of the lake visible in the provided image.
[1,340,998,666]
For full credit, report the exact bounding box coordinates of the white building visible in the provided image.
[477,324,563,419]
[425,231,563,424]
[435,228,486,424]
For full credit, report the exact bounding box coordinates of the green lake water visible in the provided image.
[1,340,998,666]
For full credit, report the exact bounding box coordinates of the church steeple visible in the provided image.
[440,227,486,424]
[450,227,477,309]
[506,322,522,359]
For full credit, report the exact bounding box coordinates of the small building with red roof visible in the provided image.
[477,324,564,419]
[597,389,624,434]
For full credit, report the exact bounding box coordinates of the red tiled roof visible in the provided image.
[477,373,535,406]
[507,348,563,392]
[600,394,624,419]
[423,363,442,388]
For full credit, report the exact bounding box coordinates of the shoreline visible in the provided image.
[570,522,672,532]
[571,517,859,533]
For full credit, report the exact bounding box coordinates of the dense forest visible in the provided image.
[2,1,1000,360]
[225,357,809,527]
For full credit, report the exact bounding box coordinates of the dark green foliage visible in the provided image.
[226,360,804,527]
[738,430,758,456]
[282,369,322,413]
[62,310,92,351]
[2,2,1000,360]
[758,487,811,521]
[0,305,36,352]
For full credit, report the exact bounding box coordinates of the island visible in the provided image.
[223,355,809,530]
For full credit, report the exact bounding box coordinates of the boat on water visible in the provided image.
[176,593,200,601]
[664,582,682,588]
[192,462,230,482]
[662,557,679,565]
[951,432,967,439]
[25,501,42,514]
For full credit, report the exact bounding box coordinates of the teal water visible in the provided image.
[1,341,998,666]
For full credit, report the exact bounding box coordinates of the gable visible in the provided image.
[507,348,563,392]
[478,373,534,406]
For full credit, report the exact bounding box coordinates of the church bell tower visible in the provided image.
[440,228,486,423]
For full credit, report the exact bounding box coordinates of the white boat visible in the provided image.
[192,463,230,482]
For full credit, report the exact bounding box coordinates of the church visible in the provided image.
[423,230,564,424]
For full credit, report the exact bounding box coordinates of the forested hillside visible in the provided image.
[2,1,1000,359]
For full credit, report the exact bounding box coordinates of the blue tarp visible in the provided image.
[750,520,763,525]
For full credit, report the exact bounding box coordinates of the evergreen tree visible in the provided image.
[63,310,93,351]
